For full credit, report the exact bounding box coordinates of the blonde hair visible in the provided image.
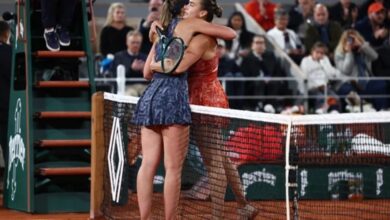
[160,1,172,28]
[335,29,365,54]
[104,2,126,26]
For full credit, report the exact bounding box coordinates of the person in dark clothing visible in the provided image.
[139,0,163,54]
[224,11,254,65]
[41,0,77,51]
[373,38,390,77]
[372,37,390,109]
[216,39,244,109]
[100,2,134,56]
[329,0,359,28]
[110,31,147,97]
[358,0,390,20]
[240,35,288,112]
[304,4,343,56]
[288,0,315,34]
[0,21,12,171]
[355,2,389,48]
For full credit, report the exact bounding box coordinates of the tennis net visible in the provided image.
[91,92,390,220]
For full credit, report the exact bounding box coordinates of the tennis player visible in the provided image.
[132,0,236,219]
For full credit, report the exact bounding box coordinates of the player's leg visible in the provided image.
[194,126,227,218]
[162,124,189,219]
[137,126,163,219]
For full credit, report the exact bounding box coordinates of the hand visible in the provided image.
[289,48,303,55]
[238,49,250,57]
[145,11,160,25]
[149,20,163,42]
[351,35,363,48]
[150,60,162,72]
[131,59,145,71]
[374,28,389,39]
[344,41,352,52]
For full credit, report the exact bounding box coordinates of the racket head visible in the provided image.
[161,37,185,74]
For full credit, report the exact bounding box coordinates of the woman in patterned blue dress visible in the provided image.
[132,0,236,219]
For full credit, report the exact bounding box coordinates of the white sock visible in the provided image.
[44,28,55,33]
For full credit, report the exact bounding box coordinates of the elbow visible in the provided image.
[144,74,152,80]
[143,69,152,80]
[228,30,237,40]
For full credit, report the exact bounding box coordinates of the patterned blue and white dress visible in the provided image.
[132,18,191,126]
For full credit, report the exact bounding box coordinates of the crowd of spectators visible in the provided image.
[239,0,390,113]
[1,0,390,115]
[93,0,390,114]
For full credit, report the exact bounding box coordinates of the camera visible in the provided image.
[347,36,354,44]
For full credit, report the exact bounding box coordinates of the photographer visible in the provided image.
[334,29,388,111]
[139,0,163,54]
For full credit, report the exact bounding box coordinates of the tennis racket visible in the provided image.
[156,27,185,74]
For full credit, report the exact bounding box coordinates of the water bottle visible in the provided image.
[116,65,126,95]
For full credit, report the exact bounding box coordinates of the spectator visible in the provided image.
[225,11,254,66]
[358,0,390,20]
[373,33,390,76]
[346,3,360,28]
[110,31,147,97]
[0,21,12,173]
[334,29,388,111]
[355,2,389,48]
[216,39,244,109]
[241,35,288,112]
[139,0,163,54]
[300,42,340,113]
[372,34,390,110]
[288,0,315,36]
[245,0,278,31]
[304,4,342,57]
[267,7,305,64]
[329,0,359,28]
[100,2,134,57]
[41,0,77,51]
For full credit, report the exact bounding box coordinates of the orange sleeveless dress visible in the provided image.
[188,55,229,108]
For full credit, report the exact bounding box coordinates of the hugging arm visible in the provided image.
[185,18,236,40]
[149,19,236,43]
[143,42,157,80]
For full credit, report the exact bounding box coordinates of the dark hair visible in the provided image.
[311,41,328,53]
[161,0,189,27]
[274,6,289,20]
[227,11,247,31]
[0,21,10,38]
[199,0,223,22]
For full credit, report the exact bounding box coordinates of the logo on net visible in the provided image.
[242,168,276,195]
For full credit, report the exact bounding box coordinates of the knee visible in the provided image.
[164,163,183,176]
[140,159,160,174]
